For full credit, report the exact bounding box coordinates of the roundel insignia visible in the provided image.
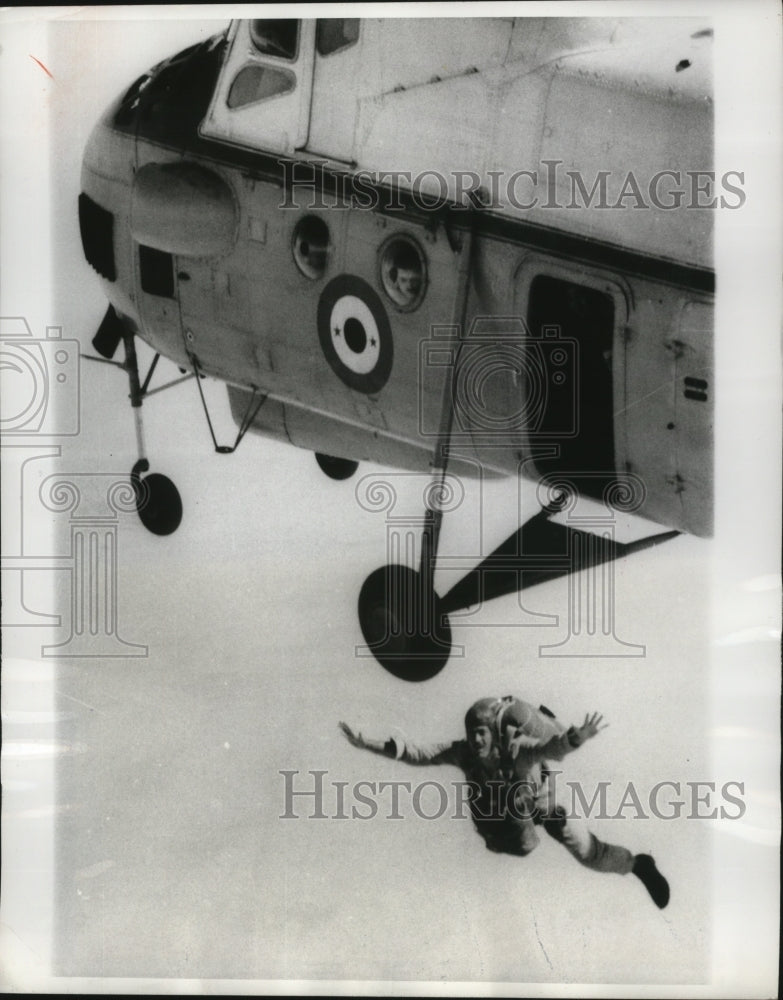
[317,275,393,394]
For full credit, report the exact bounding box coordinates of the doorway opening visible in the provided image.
[526,274,615,498]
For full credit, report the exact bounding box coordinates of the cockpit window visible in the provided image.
[316,19,360,57]
[227,65,296,109]
[250,19,299,61]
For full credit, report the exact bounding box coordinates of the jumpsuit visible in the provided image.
[385,702,634,876]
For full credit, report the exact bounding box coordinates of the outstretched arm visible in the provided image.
[339,722,463,767]
[508,712,608,762]
[338,721,394,757]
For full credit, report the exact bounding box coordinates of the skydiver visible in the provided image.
[339,695,670,909]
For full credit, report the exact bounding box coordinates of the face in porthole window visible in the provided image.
[250,20,299,61]
[379,237,427,311]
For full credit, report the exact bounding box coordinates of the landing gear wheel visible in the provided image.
[132,462,183,536]
[358,564,452,682]
[315,452,359,481]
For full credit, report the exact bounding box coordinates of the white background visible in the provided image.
[1,3,780,995]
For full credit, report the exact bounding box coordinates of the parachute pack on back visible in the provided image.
[465,695,567,744]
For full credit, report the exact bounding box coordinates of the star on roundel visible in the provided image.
[317,275,393,394]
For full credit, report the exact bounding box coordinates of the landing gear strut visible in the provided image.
[122,327,183,536]
[85,306,185,535]
[86,305,267,537]
[357,198,480,682]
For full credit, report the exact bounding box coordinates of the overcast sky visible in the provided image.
[1,5,780,996]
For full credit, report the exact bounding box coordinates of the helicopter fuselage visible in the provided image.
[80,21,714,537]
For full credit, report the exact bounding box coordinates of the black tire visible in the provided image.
[358,564,452,682]
[135,472,183,536]
[315,453,359,481]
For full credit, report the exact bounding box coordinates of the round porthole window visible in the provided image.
[378,235,427,311]
[292,215,330,280]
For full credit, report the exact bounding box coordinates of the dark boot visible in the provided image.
[632,853,670,908]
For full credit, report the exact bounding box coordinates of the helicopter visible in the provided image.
[78,17,715,681]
